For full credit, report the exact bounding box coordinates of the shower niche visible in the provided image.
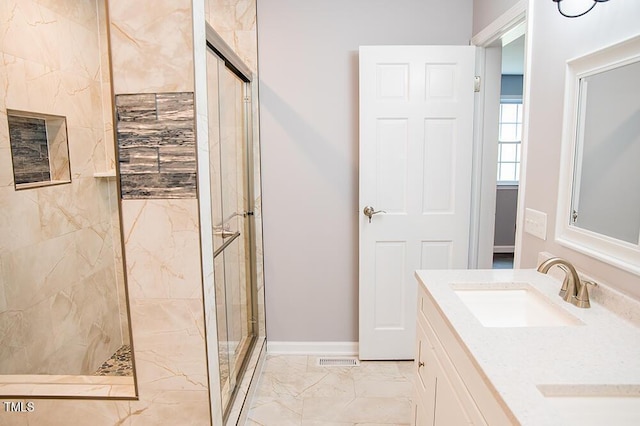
[7,110,71,190]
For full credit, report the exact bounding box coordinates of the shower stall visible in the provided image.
[201,28,260,420]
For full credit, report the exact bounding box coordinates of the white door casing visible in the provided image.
[359,45,476,360]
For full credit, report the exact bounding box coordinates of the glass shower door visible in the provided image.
[206,47,256,415]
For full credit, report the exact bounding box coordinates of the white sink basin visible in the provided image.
[453,284,583,327]
[538,385,640,426]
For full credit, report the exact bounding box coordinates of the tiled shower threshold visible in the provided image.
[0,374,135,398]
[0,345,135,398]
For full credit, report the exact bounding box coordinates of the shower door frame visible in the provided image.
[201,24,260,423]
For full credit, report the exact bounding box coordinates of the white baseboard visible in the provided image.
[266,341,359,356]
[494,245,515,254]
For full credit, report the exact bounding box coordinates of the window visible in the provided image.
[497,103,522,183]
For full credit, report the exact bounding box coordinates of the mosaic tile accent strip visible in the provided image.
[116,92,197,199]
[8,115,51,185]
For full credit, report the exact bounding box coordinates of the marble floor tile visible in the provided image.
[246,355,413,426]
[302,397,412,424]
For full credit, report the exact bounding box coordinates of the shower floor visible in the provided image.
[93,345,133,376]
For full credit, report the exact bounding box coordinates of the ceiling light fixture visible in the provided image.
[553,0,610,18]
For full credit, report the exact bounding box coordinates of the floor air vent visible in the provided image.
[316,357,360,367]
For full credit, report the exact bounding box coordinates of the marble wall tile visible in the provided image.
[205,0,257,72]
[0,257,122,375]
[110,196,209,422]
[107,0,194,94]
[207,0,256,32]
[0,55,28,114]
[0,261,6,312]
[67,127,107,178]
[46,119,71,182]
[0,187,42,253]
[55,14,101,80]
[37,178,109,239]
[51,76,104,130]
[129,299,208,391]
[0,1,61,70]
[2,231,78,310]
[120,199,203,299]
[34,0,99,30]
[1,0,128,378]
[0,147,13,189]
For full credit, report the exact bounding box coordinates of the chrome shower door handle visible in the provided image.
[215,230,236,238]
[363,206,386,223]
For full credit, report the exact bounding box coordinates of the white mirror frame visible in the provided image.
[556,34,640,276]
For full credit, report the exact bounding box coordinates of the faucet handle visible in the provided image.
[575,280,597,309]
[557,265,571,298]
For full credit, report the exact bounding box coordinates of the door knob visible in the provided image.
[363,206,386,223]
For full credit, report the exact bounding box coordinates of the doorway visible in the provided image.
[493,33,525,270]
[470,1,528,270]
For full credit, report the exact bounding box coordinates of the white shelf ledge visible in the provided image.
[93,170,117,178]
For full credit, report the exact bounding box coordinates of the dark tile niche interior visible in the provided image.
[8,115,52,185]
[7,110,70,189]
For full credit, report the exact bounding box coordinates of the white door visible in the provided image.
[359,45,476,360]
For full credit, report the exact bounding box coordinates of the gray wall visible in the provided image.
[257,0,473,343]
[520,0,640,300]
[472,0,521,35]
[494,186,519,249]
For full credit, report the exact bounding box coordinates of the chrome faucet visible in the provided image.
[537,257,594,308]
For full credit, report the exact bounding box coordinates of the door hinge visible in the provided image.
[474,76,481,92]
[244,96,251,103]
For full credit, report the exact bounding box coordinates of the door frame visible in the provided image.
[468,0,528,269]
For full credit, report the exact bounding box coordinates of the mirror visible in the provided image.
[570,61,640,244]
[557,34,640,274]
[0,0,135,397]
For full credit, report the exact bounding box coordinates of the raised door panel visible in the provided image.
[434,367,474,426]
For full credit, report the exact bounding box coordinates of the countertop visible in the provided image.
[415,268,640,426]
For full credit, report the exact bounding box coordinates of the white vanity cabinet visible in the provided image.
[413,284,515,426]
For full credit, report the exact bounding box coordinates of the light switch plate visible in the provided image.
[524,208,547,240]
